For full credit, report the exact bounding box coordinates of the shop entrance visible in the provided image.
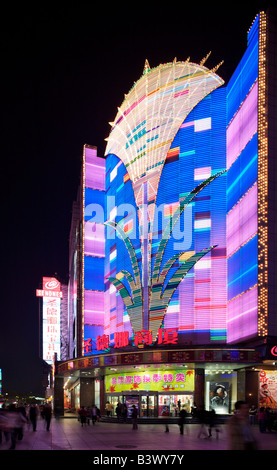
[140,393,158,417]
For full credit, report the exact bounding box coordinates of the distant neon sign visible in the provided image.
[36,277,61,364]
[271,346,277,357]
[36,276,63,298]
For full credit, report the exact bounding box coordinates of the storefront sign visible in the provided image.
[91,328,178,354]
[105,369,194,393]
[57,348,261,375]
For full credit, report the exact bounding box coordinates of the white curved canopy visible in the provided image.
[105,59,224,195]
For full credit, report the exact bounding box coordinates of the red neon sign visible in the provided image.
[36,277,63,298]
[89,328,180,353]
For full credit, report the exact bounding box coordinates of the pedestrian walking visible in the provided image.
[17,403,27,440]
[249,404,257,425]
[121,403,127,423]
[197,406,209,439]
[265,407,273,432]
[29,403,38,431]
[207,408,216,438]
[0,407,9,445]
[86,407,91,425]
[161,406,170,432]
[178,406,188,435]
[131,405,138,430]
[91,405,97,425]
[105,401,113,417]
[116,402,122,422]
[7,404,27,450]
[78,407,87,427]
[96,407,101,422]
[258,406,266,433]
[191,402,197,418]
[227,401,257,450]
[43,403,52,431]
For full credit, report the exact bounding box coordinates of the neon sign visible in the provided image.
[36,276,63,298]
[106,369,195,393]
[36,277,61,364]
[84,328,179,353]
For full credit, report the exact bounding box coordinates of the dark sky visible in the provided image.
[0,2,275,396]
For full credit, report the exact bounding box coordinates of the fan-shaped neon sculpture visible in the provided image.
[105,58,225,343]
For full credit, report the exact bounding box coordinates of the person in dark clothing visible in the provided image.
[29,404,38,431]
[179,406,188,435]
[207,408,216,437]
[131,405,138,430]
[43,404,52,431]
[197,406,209,439]
[121,403,127,423]
[16,404,26,440]
[116,402,122,422]
[79,407,87,426]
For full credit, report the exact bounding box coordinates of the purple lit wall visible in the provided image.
[227,286,258,343]
[227,183,258,258]
[227,82,258,170]
[226,16,259,343]
[83,145,105,355]
[84,222,105,257]
[85,147,105,190]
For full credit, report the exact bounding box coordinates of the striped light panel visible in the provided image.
[83,145,106,354]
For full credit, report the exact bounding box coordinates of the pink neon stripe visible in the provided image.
[227,183,257,257]
[85,222,105,257]
[227,286,258,343]
[84,290,104,325]
[85,147,105,190]
[227,82,258,169]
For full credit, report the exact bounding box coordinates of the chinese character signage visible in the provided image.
[86,328,179,354]
[37,277,61,365]
[105,369,194,393]
[259,370,277,410]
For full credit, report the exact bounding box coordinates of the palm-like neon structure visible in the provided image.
[105,58,225,344]
[106,170,226,344]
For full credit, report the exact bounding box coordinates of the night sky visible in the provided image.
[0,2,275,396]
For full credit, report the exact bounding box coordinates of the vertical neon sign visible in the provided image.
[36,277,62,365]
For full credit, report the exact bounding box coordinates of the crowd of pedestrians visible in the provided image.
[0,402,52,450]
[1,399,277,451]
[101,399,277,445]
[78,405,101,426]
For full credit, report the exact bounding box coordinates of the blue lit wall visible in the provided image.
[105,86,227,346]
[104,154,141,345]
[156,87,227,343]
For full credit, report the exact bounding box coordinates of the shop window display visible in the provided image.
[159,395,193,416]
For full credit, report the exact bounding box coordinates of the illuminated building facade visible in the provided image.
[54,9,277,418]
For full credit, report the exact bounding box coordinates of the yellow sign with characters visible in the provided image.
[105,369,195,393]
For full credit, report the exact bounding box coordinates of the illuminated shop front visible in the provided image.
[56,346,262,417]
[105,367,194,417]
[53,10,277,416]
